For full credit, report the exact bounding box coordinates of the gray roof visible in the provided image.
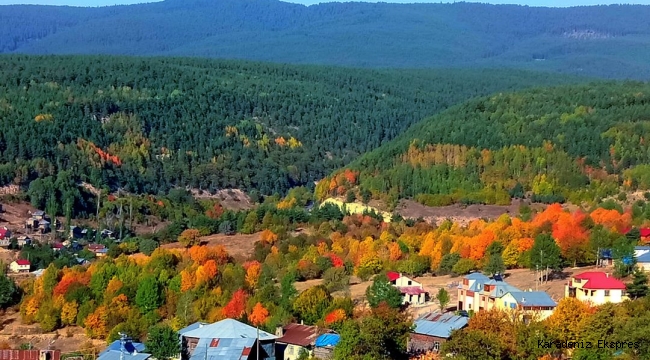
[413,311,468,338]
[189,337,255,360]
[33,210,45,216]
[182,318,277,341]
[507,291,557,307]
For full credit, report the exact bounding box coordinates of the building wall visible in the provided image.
[408,333,447,354]
[639,262,650,272]
[395,276,422,288]
[313,347,334,360]
[278,344,311,360]
[498,293,555,320]
[574,288,625,305]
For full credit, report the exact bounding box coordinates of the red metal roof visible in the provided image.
[0,350,60,360]
[574,272,626,290]
[0,228,8,239]
[641,228,650,237]
[15,259,30,266]
[277,323,320,347]
[398,286,427,295]
[88,244,106,250]
[387,271,400,282]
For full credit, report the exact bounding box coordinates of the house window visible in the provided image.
[408,280,412,285]
[460,290,464,295]
[510,303,516,309]
[604,290,610,296]
[433,342,440,352]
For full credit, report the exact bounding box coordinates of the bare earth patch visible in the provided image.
[0,310,103,352]
[161,232,260,260]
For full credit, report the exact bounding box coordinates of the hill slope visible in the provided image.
[0,55,584,209]
[1,0,650,79]
[319,82,650,207]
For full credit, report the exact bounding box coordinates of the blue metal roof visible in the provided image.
[99,340,145,357]
[637,252,650,263]
[465,273,490,281]
[599,249,613,259]
[507,291,557,307]
[179,321,209,336]
[190,337,255,360]
[98,351,150,360]
[315,334,340,347]
[182,318,277,341]
[489,283,521,298]
[413,312,468,338]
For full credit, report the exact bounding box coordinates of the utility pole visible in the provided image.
[257,327,260,360]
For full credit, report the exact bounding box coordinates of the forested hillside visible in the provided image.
[1,0,650,79]
[319,82,650,208]
[0,55,584,213]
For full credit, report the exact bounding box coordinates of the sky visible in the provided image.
[0,0,649,6]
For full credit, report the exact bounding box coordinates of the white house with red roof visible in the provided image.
[565,271,628,305]
[9,259,30,273]
[387,271,428,305]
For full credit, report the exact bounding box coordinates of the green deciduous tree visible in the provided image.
[135,275,163,313]
[435,288,450,312]
[145,324,181,360]
[293,285,332,325]
[365,273,403,309]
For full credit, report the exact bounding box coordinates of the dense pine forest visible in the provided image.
[319,82,650,208]
[0,55,587,215]
[1,0,650,79]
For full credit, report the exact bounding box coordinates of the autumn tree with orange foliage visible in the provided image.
[222,289,248,319]
[247,302,269,326]
[260,229,279,245]
[244,261,262,289]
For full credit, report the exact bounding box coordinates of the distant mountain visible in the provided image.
[1,0,650,79]
[318,81,650,208]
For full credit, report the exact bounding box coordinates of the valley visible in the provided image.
[0,3,649,357]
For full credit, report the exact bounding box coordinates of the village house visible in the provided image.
[312,333,340,360]
[25,210,51,234]
[387,271,429,305]
[635,246,650,272]
[88,243,108,257]
[457,272,520,312]
[52,242,64,252]
[17,235,31,247]
[10,259,30,273]
[565,271,628,305]
[275,323,320,360]
[179,318,277,360]
[0,227,11,247]
[497,290,557,321]
[597,248,614,267]
[407,311,468,355]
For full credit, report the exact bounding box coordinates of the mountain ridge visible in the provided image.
[2,0,650,79]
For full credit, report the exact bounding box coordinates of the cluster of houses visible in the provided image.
[405,265,635,355]
[98,319,341,360]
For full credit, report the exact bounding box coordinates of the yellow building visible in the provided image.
[565,271,628,305]
[498,291,557,321]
